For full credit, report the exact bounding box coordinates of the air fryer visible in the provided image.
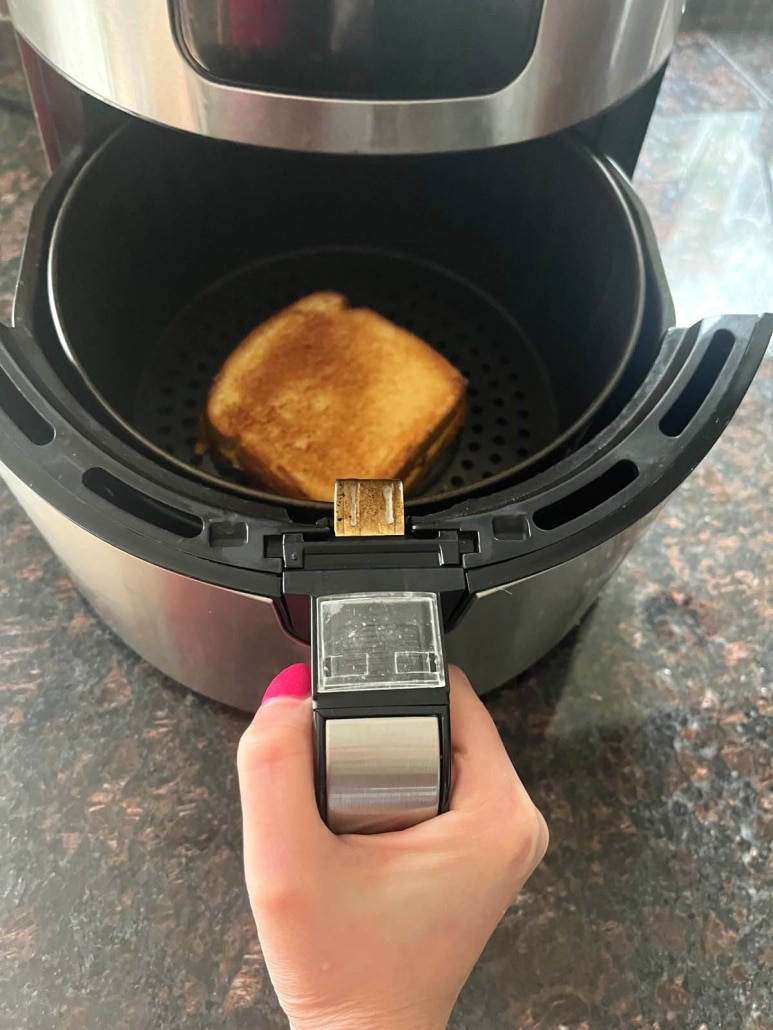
[1,0,770,832]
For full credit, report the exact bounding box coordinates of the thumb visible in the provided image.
[237,665,332,898]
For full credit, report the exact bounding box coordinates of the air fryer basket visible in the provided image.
[136,248,561,497]
[46,122,646,507]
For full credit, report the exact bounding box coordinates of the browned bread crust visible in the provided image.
[206,292,467,501]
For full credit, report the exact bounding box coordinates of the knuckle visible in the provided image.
[249,875,310,921]
[489,791,548,876]
[534,809,550,863]
[237,721,294,776]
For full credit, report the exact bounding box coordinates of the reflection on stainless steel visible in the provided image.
[9,0,684,153]
[446,514,662,688]
[1,468,308,711]
[329,0,375,57]
[325,716,441,834]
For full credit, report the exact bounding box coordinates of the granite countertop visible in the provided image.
[1,18,771,1030]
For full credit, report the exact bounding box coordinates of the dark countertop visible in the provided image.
[1,19,771,1030]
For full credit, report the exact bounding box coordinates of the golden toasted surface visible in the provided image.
[206,292,467,501]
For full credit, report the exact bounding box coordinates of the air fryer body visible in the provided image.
[2,468,658,711]
[1,0,771,715]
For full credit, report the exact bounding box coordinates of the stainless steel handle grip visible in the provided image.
[324,715,442,835]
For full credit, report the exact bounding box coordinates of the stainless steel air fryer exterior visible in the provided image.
[2,467,655,711]
[8,0,684,154]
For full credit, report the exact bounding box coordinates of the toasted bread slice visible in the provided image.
[205,292,467,501]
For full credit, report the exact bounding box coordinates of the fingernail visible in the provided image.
[261,664,311,705]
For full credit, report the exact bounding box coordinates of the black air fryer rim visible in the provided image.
[2,305,770,603]
[43,125,647,511]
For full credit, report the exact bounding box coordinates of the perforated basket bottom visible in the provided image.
[132,248,560,502]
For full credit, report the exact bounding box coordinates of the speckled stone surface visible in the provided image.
[1,17,772,1030]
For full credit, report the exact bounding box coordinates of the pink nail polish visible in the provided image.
[261,664,311,705]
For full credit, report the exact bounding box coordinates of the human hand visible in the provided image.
[238,664,548,1030]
